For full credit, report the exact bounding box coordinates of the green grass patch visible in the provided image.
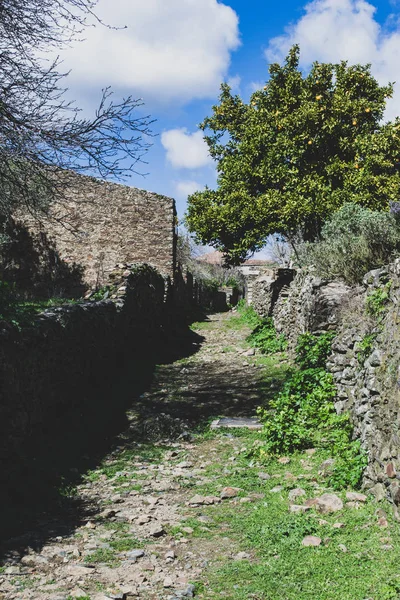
[109,535,142,552]
[190,430,400,600]
[84,548,118,566]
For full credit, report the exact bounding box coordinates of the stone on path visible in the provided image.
[188,494,220,506]
[234,551,251,560]
[315,493,344,514]
[290,504,310,514]
[288,487,306,501]
[346,491,367,502]
[210,416,262,430]
[220,486,241,499]
[302,536,322,547]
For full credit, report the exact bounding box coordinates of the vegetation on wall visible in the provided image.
[299,204,400,283]
[186,45,400,264]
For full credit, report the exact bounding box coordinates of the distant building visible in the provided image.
[197,251,275,305]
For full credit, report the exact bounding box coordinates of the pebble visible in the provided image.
[149,525,166,538]
[315,493,344,514]
[346,492,367,503]
[290,504,310,513]
[288,488,306,501]
[126,550,145,561]
[302,536,322,547]
[234,551,251,560]
[220,486,241,499]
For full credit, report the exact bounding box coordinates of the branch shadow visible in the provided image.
[0,219,86,299]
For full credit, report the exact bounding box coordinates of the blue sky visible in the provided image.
[61,0,400,224]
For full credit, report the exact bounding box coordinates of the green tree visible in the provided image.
[186,46,400,263]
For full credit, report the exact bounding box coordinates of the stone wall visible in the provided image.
[254,262,400,506]
[15,172,177,290]
[251,268,296,319]
[271,269,352,349]
[0,264,168,467]
[327,262,400,505]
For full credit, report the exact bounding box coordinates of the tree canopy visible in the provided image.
[186,46,400,263]
[0,0,154,219]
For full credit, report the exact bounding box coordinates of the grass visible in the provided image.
[186,427,400,600]
[84,548,118,566]
[83,443,169,483]
[0,295,79,328]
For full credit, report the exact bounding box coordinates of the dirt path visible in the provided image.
[0,312,279,600]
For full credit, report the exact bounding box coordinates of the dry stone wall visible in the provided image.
[327,262,400,506]
[271,269,352,349]
[0,264,172,500]
[16,172,177,289]
[254,262,400,507]
[251,268,296,319]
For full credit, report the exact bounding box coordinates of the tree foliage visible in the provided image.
[0,0,154,218]
[186,46,400,264]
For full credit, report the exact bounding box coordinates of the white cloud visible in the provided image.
[161,128,213,169]
[249,81,266,93]
[227,75,242,93]
[175,180,205,198]
[266,0,400,120]
[60,0,240,105]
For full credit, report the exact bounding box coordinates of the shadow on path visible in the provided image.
[0,313,288,565]
[0,322,204,556]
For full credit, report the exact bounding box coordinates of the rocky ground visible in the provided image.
[2,312,400,600]
[0,313,278,600]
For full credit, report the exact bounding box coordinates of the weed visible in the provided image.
[84,548,117,565]
[357,332,377,364]
[247,318,287,354]
[255,332,366,489]
[366,281,392,317]
[109,535,141,552]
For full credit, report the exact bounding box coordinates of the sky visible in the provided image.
[60,0,400,225]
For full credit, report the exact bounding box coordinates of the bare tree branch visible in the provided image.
[0,0,154,219]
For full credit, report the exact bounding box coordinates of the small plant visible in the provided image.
[248,318,287,354]
[109,536,141,552]
[91,285,111,301]
[357,333,377,364]
[366,281,392,317]
[295,332,335,369]
[84,548,116,565]
[255,332,366,489]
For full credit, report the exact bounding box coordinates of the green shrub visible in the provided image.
[255,332,367,489]
[236,303,287,353]
[236,301,263,329]
[295,332,335,369]
[299,204,400,284]
[248,318,287,354]
[366,281,392,317]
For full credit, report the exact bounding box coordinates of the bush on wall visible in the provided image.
[299,203,400,284]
